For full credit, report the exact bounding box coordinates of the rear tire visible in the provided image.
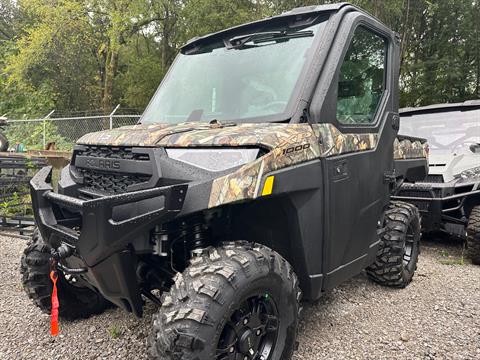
[149,242,301,360]
[367,201,421,287]
[466,206,480,265]
[0,132,8,152]
[20,229,111,320]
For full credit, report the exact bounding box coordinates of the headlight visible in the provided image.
[459,166,480,180]
[165,148,260,172]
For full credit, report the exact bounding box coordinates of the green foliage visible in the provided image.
[115,42,166,109]
[5,120,72,150]
[108,325,122,339]
[0,190,31,217]
[0,0,478,118]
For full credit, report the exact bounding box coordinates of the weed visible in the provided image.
[439,257,465,266]
[108,325,122,339]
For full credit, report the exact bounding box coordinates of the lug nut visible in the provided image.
[256,329,262,336]
[229,346,235,353]
[243,318,249,325]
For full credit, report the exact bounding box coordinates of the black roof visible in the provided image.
[400,100,480,116]
[182,2,354,50]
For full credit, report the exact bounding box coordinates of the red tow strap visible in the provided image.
[50,270,59,336]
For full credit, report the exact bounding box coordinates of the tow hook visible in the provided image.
[50,244,88,274]
[50,243,74,261]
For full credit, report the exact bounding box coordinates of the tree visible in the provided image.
[4,0,99,112]
[0,0,478,116]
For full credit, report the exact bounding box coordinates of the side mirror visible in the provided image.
[470,143,480,154]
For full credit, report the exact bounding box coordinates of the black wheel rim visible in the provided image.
[403,224,417,272]
[216,293,279,360]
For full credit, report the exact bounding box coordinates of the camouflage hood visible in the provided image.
[77,122,316,150]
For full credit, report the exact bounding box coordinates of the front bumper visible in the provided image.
[31,166,187,315]
[393,182,480,237]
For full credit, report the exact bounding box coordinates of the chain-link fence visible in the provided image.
[3,108,141,151]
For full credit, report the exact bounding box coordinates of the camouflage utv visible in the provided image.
[22,3,428,360]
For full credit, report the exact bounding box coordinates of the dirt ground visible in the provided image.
[0,233,479,360]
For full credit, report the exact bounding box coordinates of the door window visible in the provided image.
[336,26,386,125]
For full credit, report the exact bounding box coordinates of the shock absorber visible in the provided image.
[190,217,210,256]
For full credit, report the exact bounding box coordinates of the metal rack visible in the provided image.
[0,155,47,238]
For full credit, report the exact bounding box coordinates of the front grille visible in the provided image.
[419,175,444,183]
[397,189,433,199]
[396,189,431,211]
[78,169,150,194]
[74,146,152,194]
[76,146,150,161]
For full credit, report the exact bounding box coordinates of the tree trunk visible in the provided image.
[162,3,170,70]
[399,0,411,69]
[102,48,119,115]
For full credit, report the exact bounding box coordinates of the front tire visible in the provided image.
[466,206,480,265]
[20,229,111,320]
[149,242,301,360]
[367,201,421,287]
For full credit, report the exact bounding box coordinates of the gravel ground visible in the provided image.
[0,233,479,360]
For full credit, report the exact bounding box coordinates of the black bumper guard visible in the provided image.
[30,166,188,316]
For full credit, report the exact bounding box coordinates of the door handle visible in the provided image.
[333,160,349,180]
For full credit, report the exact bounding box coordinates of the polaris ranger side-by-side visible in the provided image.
[395,101,480,264]
[21,4,428,359]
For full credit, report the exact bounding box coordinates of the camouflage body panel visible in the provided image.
[206,123,378,207]
[77,122,379,154]
[312,124,378,156]
[78,123,207,147]
[77,121,381,208]
[78,122,322,150]
[394,137,429,160]
[209,124,378,208]
[208,125,321,207]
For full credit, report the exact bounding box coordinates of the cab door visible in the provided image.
[312,16,400,289]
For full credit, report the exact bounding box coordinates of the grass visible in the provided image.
[108,325,122,339]
[439,258,465,266]
[439,249,449,257]
[438,244,466,266]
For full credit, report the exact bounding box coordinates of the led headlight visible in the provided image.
[165,148,260,172]
[459,166,480,180]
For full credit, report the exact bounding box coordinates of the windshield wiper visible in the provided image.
[225,30,314,49]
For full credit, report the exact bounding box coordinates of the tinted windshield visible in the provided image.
[400,109,480,155]
[141,19,326,124]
